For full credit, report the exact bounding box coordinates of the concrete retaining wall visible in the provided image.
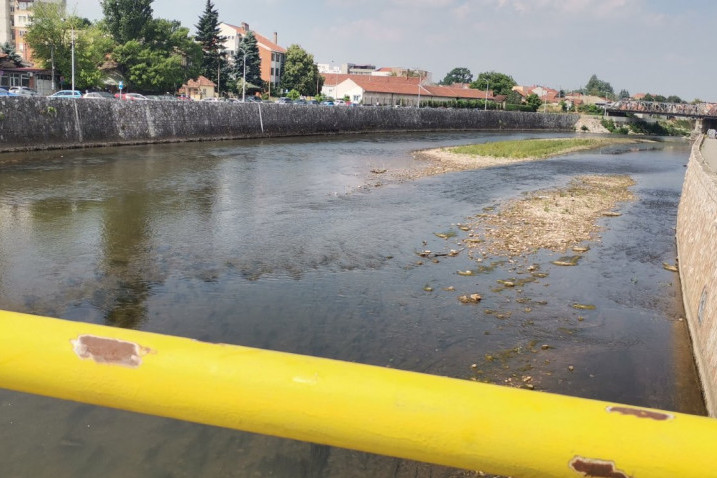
[0,97,578,152]
[677,136,717,416]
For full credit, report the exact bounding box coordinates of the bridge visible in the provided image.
[606,100,717,131]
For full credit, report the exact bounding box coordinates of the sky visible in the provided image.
[71,0,717,102]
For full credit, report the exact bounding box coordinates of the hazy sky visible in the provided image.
[72,0,716,101]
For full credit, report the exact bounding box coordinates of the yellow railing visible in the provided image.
[1,309,715,477]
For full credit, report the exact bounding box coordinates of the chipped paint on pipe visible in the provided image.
[1,309,716,478]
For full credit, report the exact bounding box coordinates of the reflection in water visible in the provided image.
[0,133,705,477]
[99,193,153,328]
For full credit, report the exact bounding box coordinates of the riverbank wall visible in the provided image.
[0,97,578,152]
[677,135,717,417]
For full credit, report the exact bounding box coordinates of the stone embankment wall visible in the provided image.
[0,97,578,152]
[677,135,717,417]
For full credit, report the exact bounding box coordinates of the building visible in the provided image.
[512,85,561,103]
[321,74,493,107]
[178,75,216,100]
[6,0,65,64]
[219,22,285,93]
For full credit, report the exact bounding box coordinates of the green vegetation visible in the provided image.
[280,44,323,96]
[601,118,692,137]
[449,138,629,159]
[440,67,473,85]
[470,71,517,96]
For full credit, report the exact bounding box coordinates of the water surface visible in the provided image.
[0,132,703,477]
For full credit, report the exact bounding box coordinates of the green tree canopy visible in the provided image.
[470,71,517,96]
[1,42,24,66]
[195,0,227,90]
[26,3,111,90]
[280,44,322,96]
[525,93,542,112]
[441,67,473,85]
[584,74,614,97]
[101,0,154,43]
[232,30,261,93]
[112,19,201,92]
[618,89,630,99]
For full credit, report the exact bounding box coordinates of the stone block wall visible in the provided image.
[0,97,578,152]
[677,136,717,416]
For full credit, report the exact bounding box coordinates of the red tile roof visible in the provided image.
[336,76,493,100]
[223,23,286,53]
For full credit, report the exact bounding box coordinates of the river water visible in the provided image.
[0,132,705,477]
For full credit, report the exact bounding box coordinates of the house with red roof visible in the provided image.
[220,22,286,92]
[178,76,216,100]
[321,74,493,106]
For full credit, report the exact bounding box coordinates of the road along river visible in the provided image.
[0,131,704,477]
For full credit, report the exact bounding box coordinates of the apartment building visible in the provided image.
[219,22,285,91]
[0,0,65,64]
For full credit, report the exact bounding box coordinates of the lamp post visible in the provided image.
[417,70,421,108]
[70,24,75,92]
[484,78,489,111]
[237,46,247,102]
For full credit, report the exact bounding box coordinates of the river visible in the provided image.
[0,132,705,477]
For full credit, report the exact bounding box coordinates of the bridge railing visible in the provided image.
[609,100,717,118]
[2,309,716,477]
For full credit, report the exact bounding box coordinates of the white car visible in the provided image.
[9,86,38,96]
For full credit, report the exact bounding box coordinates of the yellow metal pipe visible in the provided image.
[1,309,715,477]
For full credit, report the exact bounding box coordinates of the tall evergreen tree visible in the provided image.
[1,42,24,66]
[232,30,261,93]
[101,0,154,43]
[194,0,227,91]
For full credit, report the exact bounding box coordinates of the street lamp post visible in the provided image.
[70,24,75,91]
[238,47,247,102]
[484,79,489,111]
[417,70,421,108]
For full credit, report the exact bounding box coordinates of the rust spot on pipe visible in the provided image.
[569,457,630,478]
[607,406,674,421]
[72,335,150,368]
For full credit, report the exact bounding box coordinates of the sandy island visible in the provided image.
[383,139,639,256]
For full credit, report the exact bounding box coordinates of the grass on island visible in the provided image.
[448,138,631,159]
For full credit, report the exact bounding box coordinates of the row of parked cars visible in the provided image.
[0,87,190,101]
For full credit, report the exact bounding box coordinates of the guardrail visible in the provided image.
[1,309,715,477]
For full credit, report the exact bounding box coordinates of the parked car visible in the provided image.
[275,97,292,104]
[306,100,319,106]
[83,91,115,99]
[115,92,148,100]
[49,90,82,98]
[293,98,307,105]
[9,86,38,96]
[0,87,19,96]
[320,101,334,106]
[200,97,224,102]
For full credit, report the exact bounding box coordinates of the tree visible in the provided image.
[584,74,614,97]
[26,3,112,90]
[101,0,154,44]
[525,93,542,112]
[112,19,201,92]
[1,42,24,66]
[280,44,322,96]
[232,30,261,93]
[194,0,227,92]
[441,67,473,85]
[666,95,683,103]
[470,71,517,96]
[618,89,630,99]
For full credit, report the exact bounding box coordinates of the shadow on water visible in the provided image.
[0,132,703,477]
